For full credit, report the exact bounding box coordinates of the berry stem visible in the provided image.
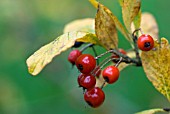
[91,45,99,65]
[132,28,143,35]
[80,43,94,52]
[100,81,106,89]
[91,56,111,76]
[115,57,123,67]
[96,49,141,66]
[112,50,138,64]
[92,57,122,77]
[95,50,112,59]
[132,29,142,66]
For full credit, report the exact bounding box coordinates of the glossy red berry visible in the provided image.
[84,87,105,108]
[77,73,84,86]
[102,66,119,84]
[75,54,96,74]
[137,34,154,51]
[68,50,82,65]
[112,48,127,58]
[78,73,96,89]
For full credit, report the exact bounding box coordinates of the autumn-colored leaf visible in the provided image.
[141,38,170,101]
[133,9,141,30]
[140,12,159,40]
[89,0,131,45]
[26,31,99,75]
[119,0,123,6]
[131,12,159,40]
[122,0,141,33]
[76,33,101,45]
[135,108,166,114]
[95,4,118,50]
[63,18,95,33]
[89,0,98,9]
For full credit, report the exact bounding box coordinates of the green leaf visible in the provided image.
[63,18,95,33]
[89,0,132,45]
[122,0,141,33]
[26,31,99,75]
[141,38,170,101]
[135,108,166,114]
[95,3,118,50]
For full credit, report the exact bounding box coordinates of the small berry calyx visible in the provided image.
[84,87,105,108]
[137,34,154,51]
[102,66,119,84]
[72,41,84,48]
[77,73,96,89]
[75,54,96,74]
[68,50,82,65]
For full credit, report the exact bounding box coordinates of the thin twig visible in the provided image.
[80,43,94,52]
[132,29,142,66]
[96,49,141,65]
[91,46,99,65]
[101,81,106,89]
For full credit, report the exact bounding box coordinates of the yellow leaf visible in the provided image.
[26,31,99,75]
[133,9,141,30]
[95,4,118,50]
[119,0,123,6]
[63,18,95,33]
[131,12,159,40]
[135,108,165,114]
[140,12,159,40]
[76,33,101,45]
[122,0,141,33]
[89,0,98,9]
[89,0,132,46]
[141,38,170,101]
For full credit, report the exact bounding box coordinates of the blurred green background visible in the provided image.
[0,0,170,114]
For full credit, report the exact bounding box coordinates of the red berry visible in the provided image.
[78,73,96,89]
[75,54,96,74]
[77,73,84,86]
[137,34,154,51]
[112,48,127,58]
[102,66,119,84]
[84,87,105,108]
[68,50,82,65]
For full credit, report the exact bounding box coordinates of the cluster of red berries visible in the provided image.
[68,48,122,108]
[67,33,154,108]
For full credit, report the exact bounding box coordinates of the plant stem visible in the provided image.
[132,29,142,66]
[91,45,99,65]
[80,43,94,52]
[96,49,141,65]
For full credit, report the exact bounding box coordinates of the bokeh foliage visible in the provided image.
[0,0,170,114]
